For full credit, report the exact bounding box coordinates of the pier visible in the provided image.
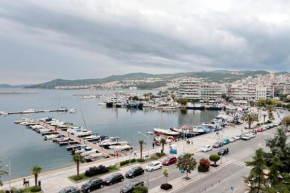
[5,109,66,115]
[38,120,111,156]
[0,91,36,94]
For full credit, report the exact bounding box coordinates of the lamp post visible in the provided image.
[5,162,11,193]
[138,131,150,190]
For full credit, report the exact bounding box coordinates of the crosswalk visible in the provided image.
[224,157,252,169]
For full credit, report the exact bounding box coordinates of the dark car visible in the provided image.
[218,148,229,155]
[162,156,177,166]
[120,180,144,193]
[59,186,80,193]
[213,142,223,148]
[125,166,144,178]
[81,178,104,193]
[104,173,124,186]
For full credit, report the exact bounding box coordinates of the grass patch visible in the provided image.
[69,165,119,183]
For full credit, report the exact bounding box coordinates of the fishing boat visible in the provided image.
[186,103,205,110]
[44,134,59,140]
[153,128,180,137]
[85,153,105,162]
[22,109,36,114]
[57,137,70,143]
[58,107,68,112]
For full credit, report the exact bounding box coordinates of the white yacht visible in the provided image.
[0,111,8,115]
[22,109,36,114]
[69,109,77,113]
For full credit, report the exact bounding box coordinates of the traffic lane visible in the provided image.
[204,165,250,193]
[94,154,207,193]
[92,164,178,193]
[177,164,246,193]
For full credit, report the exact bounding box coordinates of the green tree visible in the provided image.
[257,99,266,106]
[163,168,169,183]
[244,148,268,193]
[282,116,290,128]
[31,166,43,187]
[265,128,290,173]
[139,140,146,159]
[245,114,256,130]
[160,138,166,154]
[268,156,283,187]
[0,161,8,186]
[176,154,197,178]
[133,185,148,193]
[209,154,220,166]
[72,153,85,179]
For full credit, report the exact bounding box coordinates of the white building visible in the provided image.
[178,79,201,99]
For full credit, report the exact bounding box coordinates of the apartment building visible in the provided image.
[177,79,201,99]
[200,82,224,101]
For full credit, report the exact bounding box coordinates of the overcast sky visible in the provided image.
[0,0,290,84]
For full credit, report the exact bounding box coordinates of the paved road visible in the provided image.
[175,126,278,193]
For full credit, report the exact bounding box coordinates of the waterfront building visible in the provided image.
[177,79,201,99]
[200,82,224,102]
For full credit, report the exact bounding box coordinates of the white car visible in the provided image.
[249,133,256,138]
[234,135,241,140]
[145,161,162,172]
[229,137,236,143]
[242,134,251,140]
[201,145,212,152]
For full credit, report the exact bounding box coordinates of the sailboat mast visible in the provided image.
[80,108,87,129]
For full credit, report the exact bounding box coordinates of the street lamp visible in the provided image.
[5,162,11,193]
[138,131,150,190]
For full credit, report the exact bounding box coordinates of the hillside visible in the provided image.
[26,70,282,89]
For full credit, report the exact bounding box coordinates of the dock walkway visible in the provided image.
[39,121,111,156]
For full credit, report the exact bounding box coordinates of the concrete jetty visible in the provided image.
[0,91,36,94]
[39,120,111,156]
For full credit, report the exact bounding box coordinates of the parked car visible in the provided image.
[201,145,212,152]
[81,178,104,193]
[229,137,236,143]
[223,139,231,145]
[218,148,229,155]
[178,153,190,159]
[249,133,256,138]
[145,161,162,172]
[213,141,223,148]
[162,156,177,166]
[104,173,124,186]
[120,180,144,193]
[59,186,80,193]
[241,134,250,140]
[234,135,241,140]
[257,128,263,132]
[125,166,144,178]
[273,122,279,127]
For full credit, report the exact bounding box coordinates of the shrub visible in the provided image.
[198,158,210,172]
[120,160,129,166]
[160,183,172,190]
[85,165,109,177]
[137,158,145,162]
[150,154,159,160]
[133,185,148,193]
[156,152,166,158]
[198,165,208,172]
[108,165,118,171]
[30,186,42,192]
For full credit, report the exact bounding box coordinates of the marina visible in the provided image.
[0,88,218,181]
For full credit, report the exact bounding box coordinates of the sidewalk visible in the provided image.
[0,122,249,192]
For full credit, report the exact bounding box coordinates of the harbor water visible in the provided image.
[0,88,218,181]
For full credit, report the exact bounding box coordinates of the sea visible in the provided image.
[0,88,218,181]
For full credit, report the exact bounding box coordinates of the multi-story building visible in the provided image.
[177,79,201,99]
[200,82,224,102]
[275,82,290,95]
[255,86,267,100]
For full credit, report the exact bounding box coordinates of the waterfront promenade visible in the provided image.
[0,109,278,193]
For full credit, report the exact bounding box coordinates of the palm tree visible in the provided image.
[246,114,255,129]
[31,166,43,187]
[139,140,146,159]
[72,153,85,178]
[160,138,166,154]
[0,161,8,186]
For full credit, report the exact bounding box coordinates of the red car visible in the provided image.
[257,128,263,132]
[162,156,177,166]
